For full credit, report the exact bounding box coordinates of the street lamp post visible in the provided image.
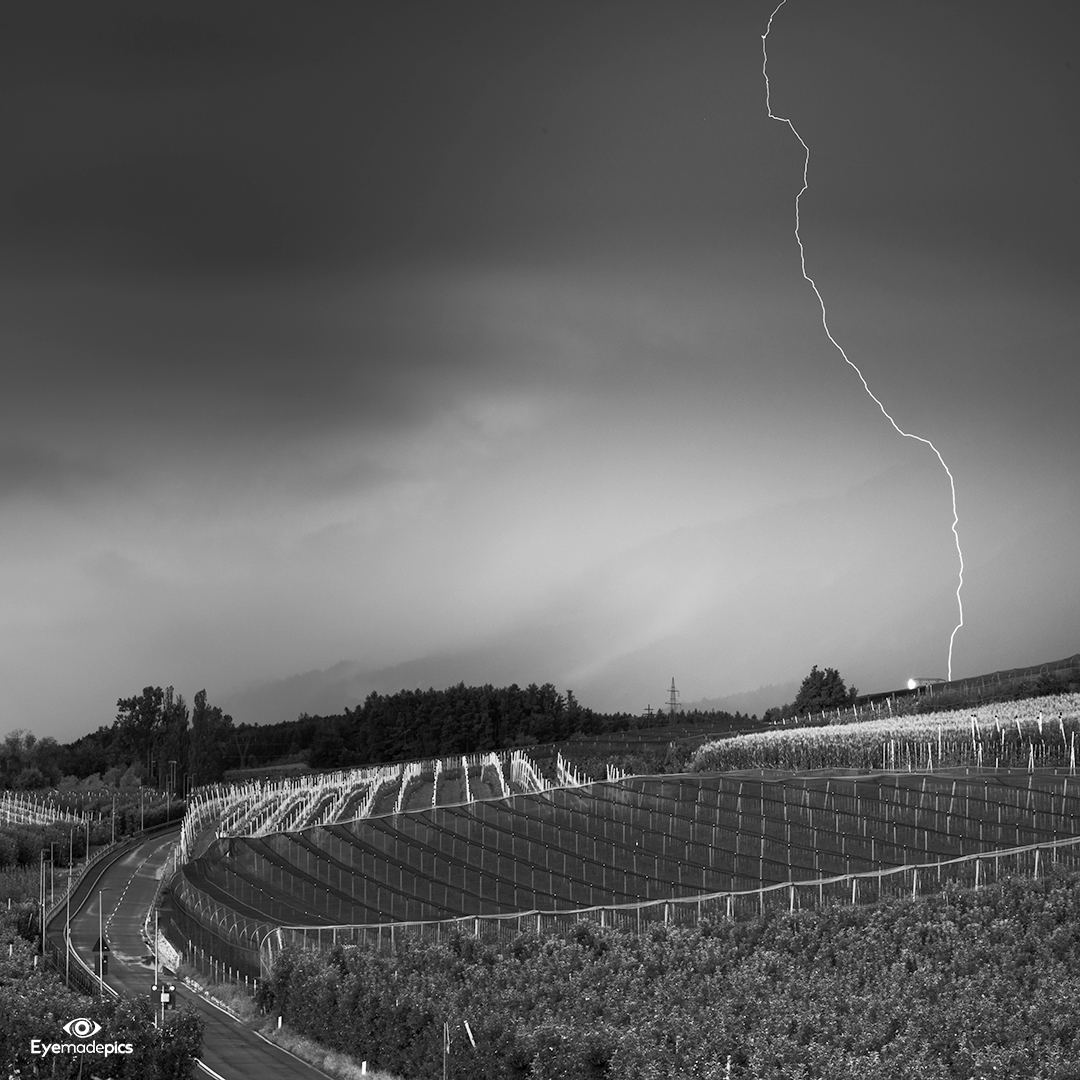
[154,909,162,1027]
[66,829,73,986]
[39,851,46,955]
[38,847,57,954]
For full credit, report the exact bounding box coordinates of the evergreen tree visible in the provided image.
[791,665,858,716]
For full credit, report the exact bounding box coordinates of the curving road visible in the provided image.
[48,830,333,1080]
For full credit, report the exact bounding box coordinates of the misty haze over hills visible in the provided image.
[220,452,1035,727]
[684,682,802,720]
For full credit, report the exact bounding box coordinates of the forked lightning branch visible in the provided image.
[762,0,965,679]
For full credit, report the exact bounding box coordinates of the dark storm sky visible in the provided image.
[2,1,1078,736]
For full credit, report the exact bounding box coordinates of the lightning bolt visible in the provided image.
[762,0,964,680]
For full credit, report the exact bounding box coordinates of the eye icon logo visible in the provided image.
[63,1018,102,1039]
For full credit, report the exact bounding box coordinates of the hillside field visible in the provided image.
[167,695,1080,982]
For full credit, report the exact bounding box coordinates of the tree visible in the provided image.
[58,725,115,781]
[0,731,36,790]
[158,687,190,793]
[791,665,858,716]
[310,716,349,768]
[189,689,233,786]
[114,686,167,779]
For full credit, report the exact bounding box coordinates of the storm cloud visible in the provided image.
[1,1,1077,735]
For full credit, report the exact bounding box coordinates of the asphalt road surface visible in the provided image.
[50,830,334,1080]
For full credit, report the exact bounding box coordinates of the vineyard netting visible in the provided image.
[167,767,1080,979]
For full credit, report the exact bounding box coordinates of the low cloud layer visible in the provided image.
[2,1,1077,737]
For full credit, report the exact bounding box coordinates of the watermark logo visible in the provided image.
[62,1018,102,1039]
[30,1017,134,1059]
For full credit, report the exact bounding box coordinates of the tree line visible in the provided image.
[1,687,234,792]
[295,682,753,772]
[3,682,755,792]
[10,660,1079,794]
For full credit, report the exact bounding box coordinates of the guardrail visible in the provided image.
[42,821,181,992]
[43,840,123,927]
[43,818,181,929]
[39,824,241,1080]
